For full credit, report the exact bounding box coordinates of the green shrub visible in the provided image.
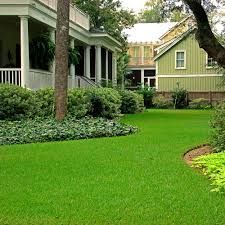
[138,86,156,108]
[68,88,90,118]
[0,84,36,120]
[34,88,54,117]
[211,101,225,153]
[193,152,225,193]
[86,88,121,119]
[120,90,144,114]
[171,85,188,109]
[153,95,173,109]
[189,98,211,109]
[0,117,137,145]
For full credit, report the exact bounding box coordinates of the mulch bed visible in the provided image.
[183,144,213,165]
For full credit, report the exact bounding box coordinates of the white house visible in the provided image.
[0,0,122,89]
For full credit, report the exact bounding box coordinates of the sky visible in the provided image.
[120,0,147,13]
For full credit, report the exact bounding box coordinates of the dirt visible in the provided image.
[183,145,213,165]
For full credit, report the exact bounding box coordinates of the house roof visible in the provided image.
[154,27,196,61]
[123,22,177,44]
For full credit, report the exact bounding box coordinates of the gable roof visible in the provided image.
[154,27,196,61]
[123,22,177,43]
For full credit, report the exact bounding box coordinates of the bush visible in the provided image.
[171,86,188,109]
[34,88,54,117]
[211,101,225,153]
[120,90,144,114]
[0,117,137,145]
[138,86,156,108]
[68,89,90,118]
[189,98,211,109]
[153,95,173,109]
[0,84,36,120]
[193,152,225,193]
[86,88,121,119]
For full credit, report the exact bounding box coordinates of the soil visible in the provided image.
[183,145,213,165]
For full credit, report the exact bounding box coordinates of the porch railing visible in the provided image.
[0,68,21,86]
[38,0,90,30]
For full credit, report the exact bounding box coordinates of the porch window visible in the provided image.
[175,50,186,69]
[206,54,216,68]
[144,46,152,58]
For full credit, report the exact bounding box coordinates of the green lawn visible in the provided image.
[1,110,225,225]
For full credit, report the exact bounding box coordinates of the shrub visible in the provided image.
[189,98,211,109]
[120,90,144,114]
[68,88,90,118]
[34,88,54,117]
[86,88,121,119]
[210,101,225,153]
[0,84,36,120]
[153,95,173,109]
[138,86,156,108]
[0,117,137,145]
[171,85,188,109]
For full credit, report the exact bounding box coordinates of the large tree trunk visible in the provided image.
[183,0,225,68]
[55,0,70,120]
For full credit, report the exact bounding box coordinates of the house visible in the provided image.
[154,28,225,93]
[0,0,121,90]
[124,17,194,88]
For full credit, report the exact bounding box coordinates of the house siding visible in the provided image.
[158,76,225,92]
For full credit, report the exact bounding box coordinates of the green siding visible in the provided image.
[158,33,216,75]
[158,76,225,92]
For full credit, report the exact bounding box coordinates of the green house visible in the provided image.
[154,28,225,92]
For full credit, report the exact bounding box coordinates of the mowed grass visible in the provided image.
[0,110,225,225]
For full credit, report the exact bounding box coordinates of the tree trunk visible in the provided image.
[183,0,225,69]
[55,0,70,120]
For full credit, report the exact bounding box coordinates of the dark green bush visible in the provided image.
[120,90,144,114]
[68,88,90,118]
[34,88,54,117]
[138,86,156,108]
[0,84,36,120]
[153,95,173,109]
[171,86,188,109]
[189,98,211,109]
[0,117,137,145]
[86,88,121,119]
[211,101,225,152]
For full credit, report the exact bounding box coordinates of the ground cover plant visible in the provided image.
[1,110,225,225]
[0,117,137,145]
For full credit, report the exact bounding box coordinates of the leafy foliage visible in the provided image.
[171,84,188,109]
[189,98,211,109]
[120,90,144,114]
[193,152,225,193]
[210,101,225,153]
[0,84,36,120]
[68,47,80,67]
[0,117,137,145]
[87,88,122,119]
[138,86,156,108]
[153,95,173,109]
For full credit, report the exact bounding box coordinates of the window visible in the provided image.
[206,54,216,68]
[144,46,152,58]
[133,47,139,58]
[175,50,186,69]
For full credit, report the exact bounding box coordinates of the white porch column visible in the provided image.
[20,16,30,88]
[95,45,102,84]
[50,29,55,87]
[112,52,117,87]
[105,49,109,86]
[85,46,91,79]
[70,38,75,77]
[141,69,145,87]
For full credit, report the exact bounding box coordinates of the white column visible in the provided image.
[141,69,145,87]
[20,16,30,88]
[105,49,109,86]
[155,61,159,90]
[70,38,75,77]
[85,46,91,79]
[95,45,102,84]
[50,29,55,87]
[112,51,117,87]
